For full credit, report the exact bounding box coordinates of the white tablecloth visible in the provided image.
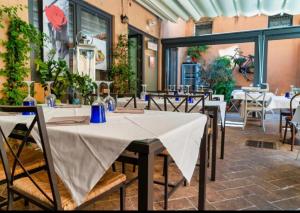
[0,106,207,206]
[231,90,274,100]
[117,97,226,127]
[266,96,300,110]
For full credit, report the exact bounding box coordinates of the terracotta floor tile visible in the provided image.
[211,197,254,210]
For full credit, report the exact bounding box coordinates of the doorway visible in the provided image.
[128,28,143,95]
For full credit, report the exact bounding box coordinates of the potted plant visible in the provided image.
[205,56,236,103]
[187,45,209,63]
[109,34,134,94]
[35,49,70,103]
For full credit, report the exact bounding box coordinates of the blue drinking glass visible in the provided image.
[22,81,36,115]
[285,92,290,98]
[90,81,106,123]
[145,94,149,101]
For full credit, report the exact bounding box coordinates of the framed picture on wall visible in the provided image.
[43,0,69,62]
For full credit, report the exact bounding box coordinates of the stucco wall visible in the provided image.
[0,0,162,100]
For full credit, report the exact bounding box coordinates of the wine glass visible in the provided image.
[104,81,116,112]
[45,81,56,107]
[90,81,106,123]
[140,84,148,101]
[186,85,193,103]
[23,81,36,115]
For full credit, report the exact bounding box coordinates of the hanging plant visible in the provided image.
[0,5,44,105]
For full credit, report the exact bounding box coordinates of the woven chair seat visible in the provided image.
[0,145,44,181]
[13,170,126,210]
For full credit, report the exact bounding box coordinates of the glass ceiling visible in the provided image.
[136,0,300,22]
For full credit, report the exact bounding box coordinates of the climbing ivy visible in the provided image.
[0,5,44,105]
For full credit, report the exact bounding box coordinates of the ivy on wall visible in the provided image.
[0,5,44,105]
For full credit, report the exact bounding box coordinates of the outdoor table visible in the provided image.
[231,89,274,100]
[0,106,208,210]
[117,97,227,181]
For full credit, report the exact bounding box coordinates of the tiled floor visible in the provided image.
[6,112,300,210]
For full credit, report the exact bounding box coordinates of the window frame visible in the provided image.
[195,21,213,36]
[268,14,293,28]
[28,0,113,78]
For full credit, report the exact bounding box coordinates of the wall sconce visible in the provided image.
[147,19,157,27]
[121,14,129,24]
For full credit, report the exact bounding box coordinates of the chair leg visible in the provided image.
[24,199,29,207]
[291,125,295,152]
[163,155,168,210]
[207,134,210,168]
[112,163,116,172]
[279,113,283,139]
[120,185,125,211]
[7,190,13,210]
[283,121,289,144]
[122,162,126,174]
[132,165,136,173]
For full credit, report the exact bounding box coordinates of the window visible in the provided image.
[268,14,293,28]
[195,21,213,36]
[28,0,112,79]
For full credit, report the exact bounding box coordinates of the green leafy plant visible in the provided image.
[35,50,70,100]
[0,5,44,105]
[206,56,235,102]
[109,34,134,94]
[187,45,209,62]
[70,73,96,104]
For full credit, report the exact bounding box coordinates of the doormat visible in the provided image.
[245,140,277,149]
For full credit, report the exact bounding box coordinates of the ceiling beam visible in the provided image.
[147,0,178,22]
[161,0,190,21]
[176,0,201,21]
[135,0,167,21]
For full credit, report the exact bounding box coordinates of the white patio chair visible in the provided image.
[243,91,268,132]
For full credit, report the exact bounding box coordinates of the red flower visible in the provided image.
[45,4,67,31]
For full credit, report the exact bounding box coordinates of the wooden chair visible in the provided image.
[192,90,213,101]
[0,106,126,210]
[157,94,207,210]
[243,91,268,132]
[163,94,189,112]
[147,94,165,111]
[113,93,137,109]
[283,93,300,151]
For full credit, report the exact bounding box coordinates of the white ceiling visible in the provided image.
[136,0,300,22]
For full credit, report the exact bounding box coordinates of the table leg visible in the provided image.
[138,151,154,210]
[211,109,218,181]
[220,124,225,160]
[198,122,208,210]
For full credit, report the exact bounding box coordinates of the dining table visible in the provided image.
[117,97,227,181]
[0,105,209,210]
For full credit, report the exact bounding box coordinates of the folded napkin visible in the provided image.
[114,107,144,114]
[0,112,19,116]
[46,116,90,126]
[54,104,82,108]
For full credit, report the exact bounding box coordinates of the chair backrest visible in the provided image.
[164,94,188,112]
[192,91,212,101]
[186,95,205,114]
[114,93,137,109]
[244,91,267,112]
[147,94,165,111]
[290,93,300,117]
[0,106,61,209]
